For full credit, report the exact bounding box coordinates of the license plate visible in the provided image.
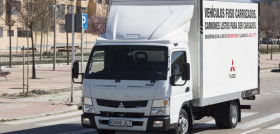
[108,119,132,127]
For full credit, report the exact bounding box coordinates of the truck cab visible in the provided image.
[79,42,192,133]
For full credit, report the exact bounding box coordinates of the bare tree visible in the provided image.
[36,1,53,62]
[0,0,20,68]
[260,1,274,54]
[19,0,53,79]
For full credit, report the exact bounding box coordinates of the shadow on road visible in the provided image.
[3,124,92,134]
[271,69,280,73]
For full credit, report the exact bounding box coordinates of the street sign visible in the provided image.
[82,14,87,30]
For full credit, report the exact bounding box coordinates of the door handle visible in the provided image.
[185,87,190,93]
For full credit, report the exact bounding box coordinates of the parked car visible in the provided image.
[262,38,273,44]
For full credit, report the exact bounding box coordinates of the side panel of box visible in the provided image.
[201,1,259,106]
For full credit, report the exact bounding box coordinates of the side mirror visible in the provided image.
[170,75,186,86]
[182,63,190,81]
[170,75,176,86]
[72,61,79,78]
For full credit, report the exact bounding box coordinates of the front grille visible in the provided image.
[96,99,148,108]
[100,111,145,118]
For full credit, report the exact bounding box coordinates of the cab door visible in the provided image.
[169,50,192,124]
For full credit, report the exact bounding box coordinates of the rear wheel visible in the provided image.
[97,129,115,134]
[214,100,239,129]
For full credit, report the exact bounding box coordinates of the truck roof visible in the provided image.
[97,4,194,44]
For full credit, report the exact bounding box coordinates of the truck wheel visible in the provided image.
[214,101,239,129]
[225,101,239,128]
[170,109,190,134]
[97,129,115,134]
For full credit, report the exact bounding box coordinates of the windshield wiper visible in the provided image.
[152,71,167,76]
[122,74,152,80]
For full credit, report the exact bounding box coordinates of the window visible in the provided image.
[0,27,3,37]
[94,0,102,4]
[67,5,74,14]
[59,24,65,33]
[11,2,21,15]
[171,51,186,80]
[94,0,109,4]
[86,46,168,80]
[7,30,14,37]
[17,28,31,37]
[89,50,105,74]
[26,3,34,11]
[76,7,87,14]
[59,4,65,20]
[0,0,3,15]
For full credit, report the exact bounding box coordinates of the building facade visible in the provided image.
[0,0,103,52]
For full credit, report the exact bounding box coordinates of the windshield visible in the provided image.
[85,46,168,80]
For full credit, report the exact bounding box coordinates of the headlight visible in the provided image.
[151,98,170,116]
[152,99,169,107]
[151,107,165,115]
[81,97,92,105]
[83,105,94,113]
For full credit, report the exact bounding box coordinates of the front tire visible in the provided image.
[170,109,190,134]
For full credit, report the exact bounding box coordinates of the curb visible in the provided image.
[0,105,79,122]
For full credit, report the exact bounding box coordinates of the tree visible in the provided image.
[260,1,280,59]
[0,0,20,68]
[87,0,109,36]
[19,0,53,79]
[36,1,53,63]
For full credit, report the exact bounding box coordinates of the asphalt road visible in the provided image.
[0,71,279,134]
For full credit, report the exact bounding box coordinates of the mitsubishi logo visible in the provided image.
[119,102,125,108]
[230,60,235,72]
[229,59,237,79]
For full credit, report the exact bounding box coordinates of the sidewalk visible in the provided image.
[0,54,279,122]
[0,89,82,121]
[0,64,84,121]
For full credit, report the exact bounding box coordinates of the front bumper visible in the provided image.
[81,113,170,132]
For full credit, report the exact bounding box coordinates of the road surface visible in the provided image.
[1,71,279,134]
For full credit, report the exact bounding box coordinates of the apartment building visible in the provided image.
[0,0,103,52]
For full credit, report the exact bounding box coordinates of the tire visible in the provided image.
[214,100,239,129]
[225,101,239,128]
[170,109,191,134]
[97,129,115,134]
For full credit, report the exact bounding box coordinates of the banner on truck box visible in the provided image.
[202,1,258,98]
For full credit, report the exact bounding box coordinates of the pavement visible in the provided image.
[0,54,279,122]
[0,70,279,134]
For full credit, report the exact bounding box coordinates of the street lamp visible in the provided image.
[53,0,57,71]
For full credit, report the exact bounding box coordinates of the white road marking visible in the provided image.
[262,93,272,95]
[37,117,80,126]
[56,129,96,134]
[268,123,280,129]
[193,112,258,129]
[239,128,260,134]
[236,113,280,129]
[3,111,82,125]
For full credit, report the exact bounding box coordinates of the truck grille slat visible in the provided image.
[100,111,145,118]
[96,99,148,108]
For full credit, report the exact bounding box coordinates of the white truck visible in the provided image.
[72,0,260,133]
